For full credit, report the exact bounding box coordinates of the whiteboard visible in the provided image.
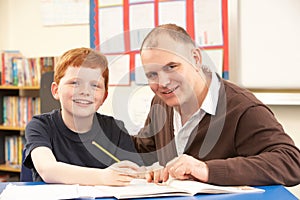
[236,0,300,89]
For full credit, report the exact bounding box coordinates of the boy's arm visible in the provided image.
[31,146,135,186]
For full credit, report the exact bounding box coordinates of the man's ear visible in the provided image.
[51,82,60,100]
[192,48,202,66]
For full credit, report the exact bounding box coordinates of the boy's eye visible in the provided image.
[91,81,103,88]
[71,81,79,85]
[92,83,101,88]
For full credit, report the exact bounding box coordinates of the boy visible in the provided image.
[24,47,143,186]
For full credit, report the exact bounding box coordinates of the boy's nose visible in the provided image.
[78,83,91,96]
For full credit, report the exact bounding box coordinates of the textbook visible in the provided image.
[0,179,264,199]
[96,179,265,199]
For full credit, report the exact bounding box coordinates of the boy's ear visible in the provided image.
[103,91,108,102]
[51,82,60,100]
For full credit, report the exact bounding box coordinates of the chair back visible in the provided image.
[40,71,60,113]
[20,149,33,182]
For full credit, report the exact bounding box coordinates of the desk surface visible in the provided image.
[0,182,297,200]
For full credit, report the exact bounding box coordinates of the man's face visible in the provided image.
[141,47,205,108]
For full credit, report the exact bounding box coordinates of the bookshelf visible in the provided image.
[0,52,55,180]
[0,163,21,173]
[0,86,40,177]
[0,85,40,90]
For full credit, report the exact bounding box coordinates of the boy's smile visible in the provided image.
[52,66,106,129]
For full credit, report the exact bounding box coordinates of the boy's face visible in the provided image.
[52,66,107,120]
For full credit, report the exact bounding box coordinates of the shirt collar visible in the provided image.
[201,72,220,115]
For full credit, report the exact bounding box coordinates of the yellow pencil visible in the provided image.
[92,140,121,163]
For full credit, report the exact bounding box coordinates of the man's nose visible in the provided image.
[158,74,171,87]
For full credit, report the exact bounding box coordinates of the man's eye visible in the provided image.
[164,65,176,71]
[146,72,157,80]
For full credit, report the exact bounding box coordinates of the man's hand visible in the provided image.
[165,154,209,182]
[144,155,209,183]
[144,162,167,183]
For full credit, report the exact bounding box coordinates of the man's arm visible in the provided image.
[206,106,300,186]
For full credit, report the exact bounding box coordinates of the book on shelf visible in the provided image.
[1,50,57,87]
[2,96,40,127]
[0,134,25,166]
[4,135,25,166]
[0,178,264,199]
[1,50,22,86]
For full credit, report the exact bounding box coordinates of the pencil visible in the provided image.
[92,140,120,163]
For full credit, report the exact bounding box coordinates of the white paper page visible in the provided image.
[106,54,130,85]
[134,53,148,85]
[158,1,186,29]
[0,183,114,200]
[129,0,154,3]
[238,0,300,89]
[77,185,113,198]
[168,179,265,194]
[99,0,123,7]
[202,49,224,76]
[0,184,79,200]
[194,0,223,46]
[129,3,154,50]
[95,179,190,199]
[99,7,125,53]
[127,85,154,135]
[40,0,89,26]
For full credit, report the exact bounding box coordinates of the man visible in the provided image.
[133,24,300,186]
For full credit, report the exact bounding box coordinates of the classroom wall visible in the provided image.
[228,0,300,197]
[269,106,300,197]
[232,0,300,89]
[0,0,90,57]
[0,0,299,197]
[228,0,300,148]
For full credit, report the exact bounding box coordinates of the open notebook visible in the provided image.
[97,179,264,199]
[0,179,264,199]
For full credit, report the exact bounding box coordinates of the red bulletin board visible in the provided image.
[90,0,229,86]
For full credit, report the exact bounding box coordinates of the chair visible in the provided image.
[20,149,33,182]
[40,71,60,113]
[20,72,60,181]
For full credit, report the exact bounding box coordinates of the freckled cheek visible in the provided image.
[62,90,74,99]
[94,91,106,101]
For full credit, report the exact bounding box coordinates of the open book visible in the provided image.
[96,178,264,199]
[0,179,264,200]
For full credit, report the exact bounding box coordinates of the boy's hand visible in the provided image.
[109,160,146,178]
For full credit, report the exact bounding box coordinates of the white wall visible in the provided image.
[231,0,300,89]
[268,105,300,198]
[0,0,90,57]
[228,0,300,197]
[1,0,299,197]
[0,0,9,48]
